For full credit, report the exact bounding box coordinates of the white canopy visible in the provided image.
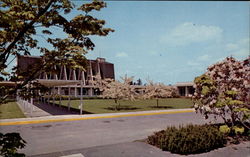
[36,79,80,87]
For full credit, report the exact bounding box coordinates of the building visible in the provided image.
[17,55,115,97]
[174,82,195,97]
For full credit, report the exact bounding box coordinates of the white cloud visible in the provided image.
[115,52,128,58]
[149,51,158,56]
[161,22,223,46]
[225,43,239,51]
[233,48,249,57]
[187,61,200,66]
[197,54,211,61]
[225,38,249,58]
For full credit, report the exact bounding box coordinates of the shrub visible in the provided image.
[147,124,226,155]
[232,126,245,135]
[219,125,231,134]
[0,132,26,156]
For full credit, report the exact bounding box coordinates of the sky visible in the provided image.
[81,1,249,85]
[6,1,249,85]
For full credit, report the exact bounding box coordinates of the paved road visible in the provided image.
[31,141,250,157]
[0,111,218,156]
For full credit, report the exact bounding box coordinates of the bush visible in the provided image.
[219,125,231,134]
[232,126,245,135]
[147,124,226,155]
[0,132,26,156]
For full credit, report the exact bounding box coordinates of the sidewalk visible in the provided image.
[31,141,250,157]
[0,108,195,126]
[17,100,79,118]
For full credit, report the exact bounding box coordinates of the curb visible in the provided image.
[0,109,195,126]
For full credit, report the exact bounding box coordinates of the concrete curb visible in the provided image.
[0,108,195,126]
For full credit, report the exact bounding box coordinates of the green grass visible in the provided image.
[0,102,26,119]
[55,98,193,114]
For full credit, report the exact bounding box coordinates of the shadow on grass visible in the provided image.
[34,101,93,115]
[104,105,140,111]
[53,102,94,114]
[150,106,174,109]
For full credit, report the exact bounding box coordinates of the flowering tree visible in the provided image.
[193,57,250,129]
[92,75,137,110]
[143,80,178,107]
[0,0,114,103]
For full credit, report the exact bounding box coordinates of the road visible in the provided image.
[1,111,218,156]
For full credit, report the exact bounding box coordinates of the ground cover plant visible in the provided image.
[0,102,25,119]
[147,124,227,155]
[54,98,193,114]
[147,123,250,155]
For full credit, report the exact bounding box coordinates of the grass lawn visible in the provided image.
[0,102,26,119]
[56,98,193,114]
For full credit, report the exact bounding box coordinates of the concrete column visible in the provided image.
[59,87,62,107]
[30,97,33,115]
[74,87,77,97]
[88,88,93,97]
[185,86,188,97]
[53,87,55,106]
[67,86,71,111]
[68,87,71,96]
[48,93,50,105]
[80,81,83,115]
[82,71,86,85]
[43,96,46,104]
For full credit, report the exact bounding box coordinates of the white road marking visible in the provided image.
[60,153,85,157]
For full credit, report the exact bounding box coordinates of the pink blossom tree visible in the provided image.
[193,57,250,129]
[92,75,137,110]
[142,80,178,107]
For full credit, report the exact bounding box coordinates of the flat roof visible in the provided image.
[174,82,194,87]
[0,81,19,87]
[37,79,79,87]
[0,80,80,87]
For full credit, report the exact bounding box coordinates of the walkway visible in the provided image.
[17,100,79,118]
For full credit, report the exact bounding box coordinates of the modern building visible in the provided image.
[174,82,195,97]
[17,55,115,97]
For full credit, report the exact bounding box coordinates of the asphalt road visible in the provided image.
[1,112,218,156]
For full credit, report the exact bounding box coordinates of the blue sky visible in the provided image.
[79,1,249,84]
[7,1,249,85]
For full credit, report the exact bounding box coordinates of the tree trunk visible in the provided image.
[156,99,159,107]
[114,99,118,110]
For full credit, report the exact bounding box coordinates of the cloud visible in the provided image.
[197,54,211,61]
[225,43,238,51]
[149,51,158,56]
[225,38,249,58]
[187,61,200,66]
[115,52,128,58]
[161,22,223,46]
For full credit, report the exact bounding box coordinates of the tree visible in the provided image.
[142,80,178,107]
[93,75,137,110]
[193,57,250,130]
[136,78,142,85]
[0,0,114,103]
[0,132,26,156]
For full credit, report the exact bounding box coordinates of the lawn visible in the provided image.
[56,98,193,114]
[0,102,26,119]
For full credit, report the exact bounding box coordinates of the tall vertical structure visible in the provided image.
[17,55,115,97]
